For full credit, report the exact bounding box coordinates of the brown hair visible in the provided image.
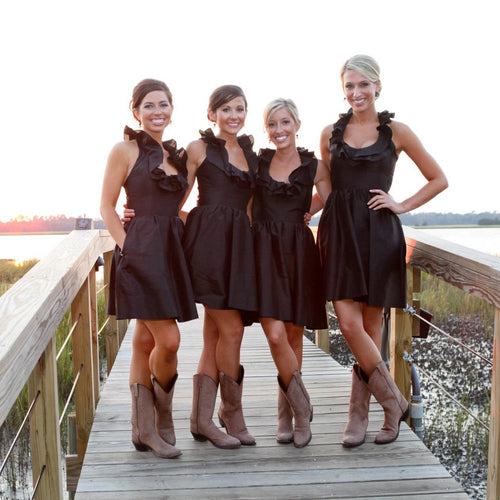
[130,79,173,111]
[207,85,247,119]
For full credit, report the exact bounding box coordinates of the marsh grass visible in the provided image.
[0,260,107,498]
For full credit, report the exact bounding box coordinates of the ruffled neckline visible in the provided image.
[257,148,316,197]
[330,109,396,160]
[200,128,257,187]
[124,126,188,192]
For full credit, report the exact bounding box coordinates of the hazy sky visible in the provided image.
[0,0,498,222]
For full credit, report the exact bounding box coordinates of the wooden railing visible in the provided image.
[0,229,125,499]
[316,225,500,500]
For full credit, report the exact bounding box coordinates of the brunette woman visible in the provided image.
[183,85,259,448]
[101,79,197,458]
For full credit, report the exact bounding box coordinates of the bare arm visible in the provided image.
[368,121,448,214]
[180,139,206,211]
[308,127,334,215]
[100,142,135,249]
[309,159,332,215]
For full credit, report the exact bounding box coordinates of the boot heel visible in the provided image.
[191,432,208,442]
[132,441,149,452]
[401,405,410,422]
[310,406,314,423]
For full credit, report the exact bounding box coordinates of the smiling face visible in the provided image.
[342,69,380,112]
[208,96,247,136]
[133,90,173,136]
[266,107,300,150]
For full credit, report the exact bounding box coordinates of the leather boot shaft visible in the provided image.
[190,373,241,449]
[342,364,371,447]
[130,383,182,458]
[278,371,313,448]
[367,361,409,444]
[276,386,293,444]
[218,365,256,445]
[152,373,177,445]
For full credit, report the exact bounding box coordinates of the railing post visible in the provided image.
[70,276,95,484]
[315,303,330,354]
[89,267,100,408]
[390,263,414,402]
[487,306,500,500]
[103,250,119,374]
[28,337,64,500]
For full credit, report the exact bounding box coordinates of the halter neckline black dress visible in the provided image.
[108,127,198,321]
[317,110,406,308]
[253,148,327,329]
[182,129,259,321]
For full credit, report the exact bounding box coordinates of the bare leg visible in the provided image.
[205,307,244,380]
[333,300,382,376]
[362,304,383,352]
[129,321,155,387]
[261,317,299,386]
[285,322,304,371]
[196,309,219,382]
[142,318,180,388]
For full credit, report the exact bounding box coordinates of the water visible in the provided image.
[0,233,67,260]
[415,227,500,256]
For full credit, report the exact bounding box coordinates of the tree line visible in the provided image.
[310,211,499,227]
[0,212,498,232]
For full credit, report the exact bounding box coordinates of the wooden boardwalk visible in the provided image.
[75,308,468,499]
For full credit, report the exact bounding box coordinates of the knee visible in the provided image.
[337,318,360,341]
[266,329,285,349]
[157,335,180,358]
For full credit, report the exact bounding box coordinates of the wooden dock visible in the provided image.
[75,307,468,499]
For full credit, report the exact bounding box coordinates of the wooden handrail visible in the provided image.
[0,229,115,498]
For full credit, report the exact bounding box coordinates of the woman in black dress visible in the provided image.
[316,55,448,447]
[101,79,197,459]
[183,85,259,448]
[253,98,330,447]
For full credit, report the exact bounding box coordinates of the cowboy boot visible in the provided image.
[190,373,241,449]
[367,361,410,444]
[130,383,182,458]
[152,373,177,445]
[278,371,313,448]
[276,385,293,443]
[342,364,371,447]
[218,365,256,445]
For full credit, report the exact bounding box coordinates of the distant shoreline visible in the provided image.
[0,231,71,236]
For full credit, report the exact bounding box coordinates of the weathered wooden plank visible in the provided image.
[404,226,500,307]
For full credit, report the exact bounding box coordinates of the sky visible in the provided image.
[0,0,498,222]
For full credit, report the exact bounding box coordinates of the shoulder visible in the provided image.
[387,120,420,151]
[320,123,334,137]
[108,140,138,164]
[187,138,207,154]
[186,138,207,166]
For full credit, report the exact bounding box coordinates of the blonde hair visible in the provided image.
[263,98,300,126]
[341,54,382,97]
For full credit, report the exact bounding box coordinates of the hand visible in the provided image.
[121,204,136,223]
[367,189,405,214]
[303,212,312,226]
